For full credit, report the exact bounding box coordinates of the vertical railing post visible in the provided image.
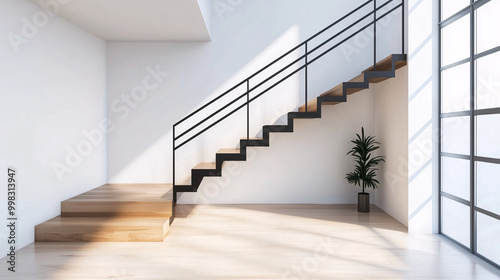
[305,42,308,112]
[246,80,250,140]
[373,0,377,70]
[402,0,405,54]
[172,125,176,203]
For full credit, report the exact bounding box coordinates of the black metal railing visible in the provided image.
[173,0,404,187]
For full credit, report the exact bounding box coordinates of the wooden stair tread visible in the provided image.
[320,83,343,97]
[36,183,174,240]
[363,54,406,72]
[193,162,216,170]
[299,98,318,112]
[38,216,169,226]
[363,54,394,71]
[241,137,263,141]
[61,201,172,217]
[66,184,172,201]
[217,148,241,154]
[298,98,341,112]
[61,184,172,218]
[347,73,364,83]
[35,216,169,242]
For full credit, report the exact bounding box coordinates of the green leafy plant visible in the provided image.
[346,127,385,193]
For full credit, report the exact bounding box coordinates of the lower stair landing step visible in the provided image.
[35,216,170,242]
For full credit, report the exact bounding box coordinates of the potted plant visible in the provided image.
[345,127,384,212]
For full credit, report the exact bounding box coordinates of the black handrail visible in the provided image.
[173,0,404,186]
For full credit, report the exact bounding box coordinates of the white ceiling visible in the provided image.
[31,0,211,41]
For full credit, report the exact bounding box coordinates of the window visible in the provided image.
[440,0,500,269]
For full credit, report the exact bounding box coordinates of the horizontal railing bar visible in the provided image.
[248,45,304,81]
[175,102,249,150]
[175,90,248,140]
[249,66,306,104]
[374,3,403,28]
[309,0,394,55]
[249,55,306,93]
[305,0,373,44]
[174,80,246,127]
[308,3,402,65]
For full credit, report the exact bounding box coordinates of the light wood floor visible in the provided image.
[2,204,499,279]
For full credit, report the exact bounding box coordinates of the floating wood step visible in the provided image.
[35,216,169,242]
[363,55,407,72]
[61,184,172,217]
[35,184,172,242]
[299,99,341,112]
[321,83,343,97]
[217,148,241,154]
[193,162,216,170]
[241,137,264,141]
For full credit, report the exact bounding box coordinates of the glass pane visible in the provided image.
[442,116,470,155]
[442,157,470,201]
[442,14,470,66]
[442,0,470,21]
[442,197,470,247]
[476,114,500,159]
[477,162,500,215]
[476,51,500,110]
[442,62,470,113]
[477,212,500,265]
[476,0,500,54]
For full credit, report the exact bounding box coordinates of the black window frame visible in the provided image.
[439,0,500,270]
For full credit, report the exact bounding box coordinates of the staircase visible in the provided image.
[35,184,172,242]
[173,0,406,204]
[174,54,406,201]
[35,0,405,242]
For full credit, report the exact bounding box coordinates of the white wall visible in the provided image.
[0,0,107,255]
[374,67,409,226]
[407,0,440,234]
[107,0,406,187]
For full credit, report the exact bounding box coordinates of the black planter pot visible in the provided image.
[358,192,370,212]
